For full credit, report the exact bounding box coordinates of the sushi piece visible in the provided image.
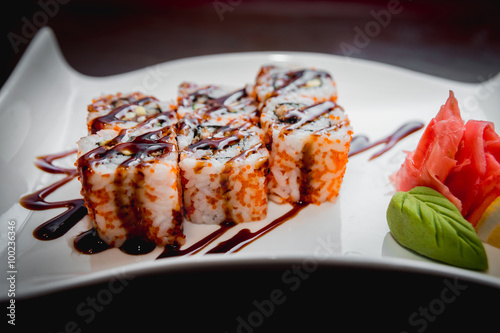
[177,115,269,224]
[177,82,230,118]
[253,65,338,104]
[177,82,259,124]
[262,96,352,204]
[76,125,185,248]
[131,106,179,133]
[87,92,177,134]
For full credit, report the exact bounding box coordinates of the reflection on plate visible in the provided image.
[1,27,499,300]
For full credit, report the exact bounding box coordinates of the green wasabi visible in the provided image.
[387,186,488,270]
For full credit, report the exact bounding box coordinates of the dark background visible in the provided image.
[2,1,500,331]
[8,263,500,332]
[2,0,500,88]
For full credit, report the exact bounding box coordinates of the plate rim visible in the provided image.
[15,252,500,301]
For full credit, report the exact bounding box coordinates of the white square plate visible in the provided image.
[1,28,499,300]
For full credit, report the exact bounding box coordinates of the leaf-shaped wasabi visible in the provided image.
[387,186,488,270]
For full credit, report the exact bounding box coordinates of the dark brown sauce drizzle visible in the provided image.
[187,135,240,151]
[274,69,331,94]
[348,121,424,160]
[182,86,257,119]
[78,128,176,169]
[185,119,253,152]
[179,85,219,107]
[22,121,423,257]
[283,101,338,130]
[206,202,308,255]
[119,237,157,255]
[76,126,178,255]
[204,88,247,113]
[228,143,264,163]
[89,96,159,134]
[73,228,110,254]
[299,140,314,203]
[73,227,157,255]
[158,221,236,258]
[19,150,88,240]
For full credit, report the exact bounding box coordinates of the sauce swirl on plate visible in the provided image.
[20,121,423,256]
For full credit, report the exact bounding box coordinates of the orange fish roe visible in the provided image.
[76,66,351,252]
[263,98,352,204]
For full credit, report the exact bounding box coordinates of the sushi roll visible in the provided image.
[177,82,259,124]
[253,65,337,104]
[87,92,177,134]
[177,115,269,224]
[76,125,185,248]
[262,96,352,204]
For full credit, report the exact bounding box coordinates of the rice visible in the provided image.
[75,64,352,250]
[87,92,177,134]
[253,65,338,104]
[178,117,268,224]
[261,96,352,204]
[76,125,185,247]
[177,82,259,124]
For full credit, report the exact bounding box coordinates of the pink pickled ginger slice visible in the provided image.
[392,91,500,225]
[446,120,500,225]
[392,91,464,210]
